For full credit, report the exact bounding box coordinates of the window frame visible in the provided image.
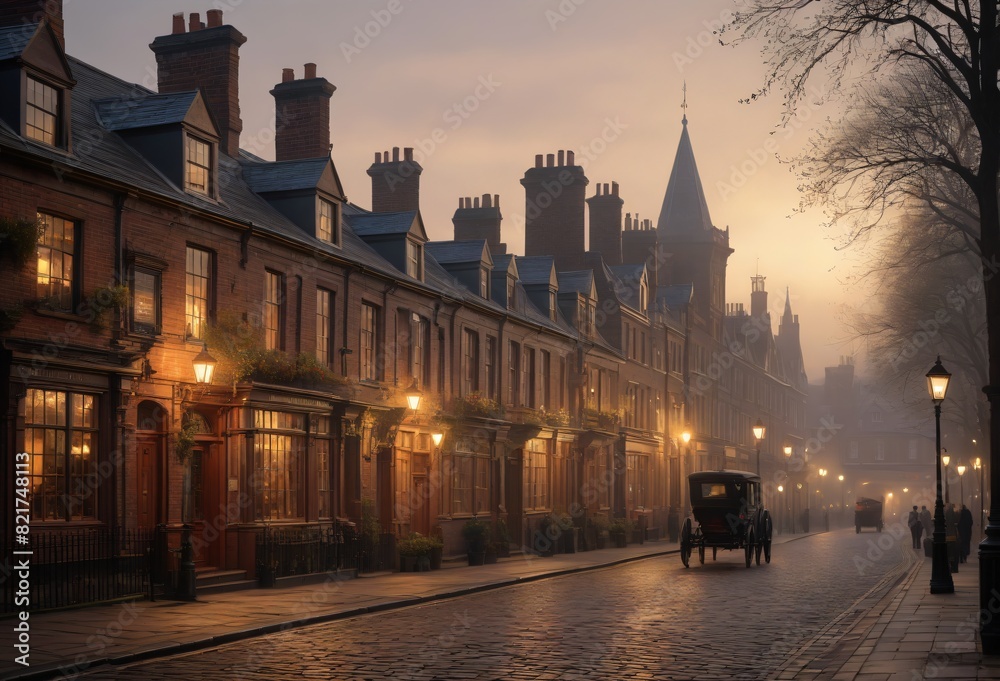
[317,197,341,247]
[507,340,520,407]
[129,263,162,336]
[25,74,62,147]
[264,270,285,351]
[405,239,423,280]
[184,133,214,197]
[185,246,213,341]
[36,211,78,313]
[316,287,333,367]
[462,328,479,396]
[361,302,380,381]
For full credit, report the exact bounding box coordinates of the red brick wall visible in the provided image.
[271,66,336,162]
[367,148,421,213]
[521,151,588,271]
[587,182,623,266]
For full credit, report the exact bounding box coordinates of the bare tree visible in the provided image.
[732,0,1000,625]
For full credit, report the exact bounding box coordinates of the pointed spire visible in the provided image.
[656,116,714,238]
[681,80,688,125]
[783,286,793,322]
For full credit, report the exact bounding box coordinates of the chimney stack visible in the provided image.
[367,146,422,213]
[271,63,336,161]
[454,193,505,254]
[0,0,64,49]
[150,9,247,158]
[521,149,588,270]
[586,180,623,266]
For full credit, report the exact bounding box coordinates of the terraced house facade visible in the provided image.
[0,3,809,600]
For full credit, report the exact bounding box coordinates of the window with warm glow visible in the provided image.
[26,76,59,146]
[185,247,211,339]
[317,198,340,246]
[406,240,422,280]
[131,266,160,335]
[185,135,212,196]
[316,417,331,518]
[264,271,284,351]
[23,389,98,521]
[523,438,550,511]
[361,302,379,381]
[253,410,305,521]
[316,288,332,366]
[36,212,75,311]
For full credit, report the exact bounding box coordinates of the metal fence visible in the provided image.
[2,527,153,613]
[255,525,392,583]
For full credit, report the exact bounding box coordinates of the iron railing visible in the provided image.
[254,524,392,584]
[2,527,153,613]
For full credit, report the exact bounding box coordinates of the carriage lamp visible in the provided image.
[405,379,423,412]
[681,430,691,444]
[192,344,217,384]
[926,356,954,594]
[958,464,967,508]
[431,432,443,447]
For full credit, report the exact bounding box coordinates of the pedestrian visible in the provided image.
[920,505,932,540]
[908,505,922,550]
[959,504,974,563]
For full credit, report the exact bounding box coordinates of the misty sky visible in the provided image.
[63,0,861,381]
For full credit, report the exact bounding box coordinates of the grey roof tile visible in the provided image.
[241,157,331,193]
[348,210,417,236]
[93,91,198,131]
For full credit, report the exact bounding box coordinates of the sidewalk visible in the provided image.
[2,532,997,681]
[780,539,1000,680]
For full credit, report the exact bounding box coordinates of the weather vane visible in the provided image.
[682,80,688,124]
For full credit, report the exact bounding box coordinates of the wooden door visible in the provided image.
[136,435,162,529]
[412,475,431,536]
[191,445,222,568]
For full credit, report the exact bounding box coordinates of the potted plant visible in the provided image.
[609,517,633,548]
[494,519,511,558]
[589,514,610,550]
[398,533,435,572]
[554,512,577,553]
[484,542,499,564]
[428,528,444,570]
[462,517,491,566]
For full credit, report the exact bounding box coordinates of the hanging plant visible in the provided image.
[84,284,129,332]
[174,414,199,462]
[0,216,43,269]
[0,304,23,332]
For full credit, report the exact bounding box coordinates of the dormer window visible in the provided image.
[406,239,423,280]
[640,280,648,314]
[480,268,490,299]
[507,277,515,309]
[549,290,557,321]
[26,76,60,146]
[185,134,213,196]
[318,198,341,247]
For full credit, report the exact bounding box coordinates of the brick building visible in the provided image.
[0,4,809,601]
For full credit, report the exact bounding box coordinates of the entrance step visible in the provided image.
[195,568,256,595]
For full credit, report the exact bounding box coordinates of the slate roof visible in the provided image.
[0,23,34,61]
[425,240,489,264]
[657,284,693,308]
[348,211,417,237]
[515,256,556,286]
[557,270,594,295]
[656,118,715,239]
[93,91,200,131]
[241,157,331,193]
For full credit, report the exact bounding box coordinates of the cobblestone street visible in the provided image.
[78,528,914,680]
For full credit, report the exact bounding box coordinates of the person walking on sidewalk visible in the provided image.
[908,506,923,549]
[920,505,933,540]
[959,504,974,563]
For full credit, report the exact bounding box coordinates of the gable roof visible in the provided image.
[656,118,714,239]
[515,256,557,287]
[0,20,74,86]
[558,270,597,299]
[492,253,519,278]
[658,284,693,308]
[241,157,339,195]
[94,91,212,132]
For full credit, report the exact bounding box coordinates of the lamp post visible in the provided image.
[942,452,951,505]
[838,475,845,527]
[752,419,765,477]
[405,379,423,413]
[958,464,967,509]
[819,469,828,531]
[976,456,984,539]
[927,356,954,594]
[784,445,793,533]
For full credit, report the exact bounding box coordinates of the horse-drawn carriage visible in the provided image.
[855,497,884,533]
[679,470,773,568]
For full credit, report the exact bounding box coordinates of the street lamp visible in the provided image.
[752,419,765,477]
[926,356,954,594]
[431,432,444,447]
[784,445,793,533]
[192,344,217,384]
[975,456,984,539]
[405,379,423,412]
[958,464,967,509]
[942,452,951,504]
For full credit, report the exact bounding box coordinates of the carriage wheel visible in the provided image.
[712,547,717,561]
[680,518,692,568]
[699,544,705,564]
[762,511,773,564]
[744,529,754,568]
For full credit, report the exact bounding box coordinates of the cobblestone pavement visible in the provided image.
[78,528,913,680]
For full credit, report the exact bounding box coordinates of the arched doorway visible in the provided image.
[136,401,168,530]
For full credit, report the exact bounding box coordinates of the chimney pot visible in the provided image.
[392,147,400,162]
[546,153,555,167]
[612,181,619,196]
[282,68,294,83]
[375,152,382,163]
[189,13,200,31]
[206,9,223,27]
[494,194,500,208]
[383,150,389,162]
[404,147,413,161]
[567,150,575,165]
[304,62,317,79]
[603,182,609,194]
[557,150,565,166]
[482,193,491,208]
[465,196,472,207]
[459,198,465,209]
[172,12,185,33]
[535,154,543,168]
[474,197,480,208]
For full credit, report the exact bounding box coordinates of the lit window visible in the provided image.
[318,199,340,246]
[26,76,59,146]
[316,288,332,366]
[264,271,283,351]
[36,213,75,311]
[253,410,305,520]
[131,266,161,335]
[185,135,212,196]
[406,240,422,279]
[185,247,211,339]
[361,302,379,381]
[24,389,98,521]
